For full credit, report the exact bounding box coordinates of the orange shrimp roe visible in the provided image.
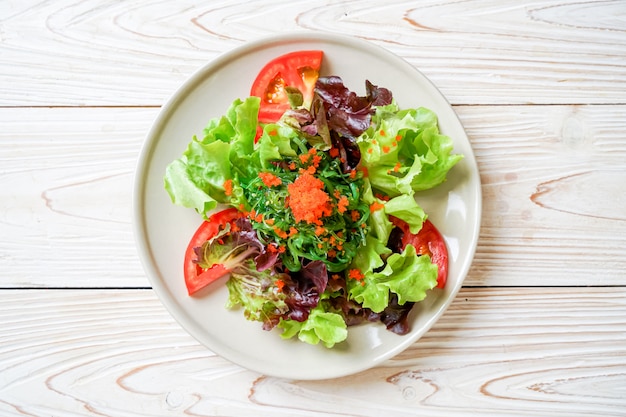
[370,201,385,212]
[348,269,365,281]
[223,179,233,196]
[337,196,349,214]
[273,227,289,239]
[287,171,332,225]
[258,172,282,187]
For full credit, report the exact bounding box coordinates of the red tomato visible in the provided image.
[391,217,449,289]
[184,208,241,295]
[250,50,323,123]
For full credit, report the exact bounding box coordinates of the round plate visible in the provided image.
[133,32,481,380]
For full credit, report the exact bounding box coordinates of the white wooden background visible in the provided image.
[1,1,625,416]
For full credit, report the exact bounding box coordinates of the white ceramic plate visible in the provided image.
[134,32,481,380]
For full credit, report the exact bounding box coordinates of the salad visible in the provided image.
[164,50,463,348]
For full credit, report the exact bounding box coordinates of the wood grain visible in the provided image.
[2,1,625,415]
[463,104,626,286]
[1,105,624,288]
[0,288,624,416]
[1,0,624,106]
[0,107,151,287]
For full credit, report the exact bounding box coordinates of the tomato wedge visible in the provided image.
[250,50,323,123]
[391,217,449,289]
[184,208,241,295]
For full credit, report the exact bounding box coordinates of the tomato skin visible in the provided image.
[250,50,323,123]
[184,208,241,295]
[391,217,449,289]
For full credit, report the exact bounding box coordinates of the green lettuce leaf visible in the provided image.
[361,178,393,243]
[163,97,260,218]
[278,303,348,348]
[164,139,232,216]
[407,125,463,191]
[223,97,260,178]
[351,235,392,274]
[362,177,426,240]
[357,104,463,197]
[257,123,300,168]
[347,244,438,313]
[383,193,426,234]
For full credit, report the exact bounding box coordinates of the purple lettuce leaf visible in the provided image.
[315,76,373,138]
[283,260,329,322]
[380,294,414,335]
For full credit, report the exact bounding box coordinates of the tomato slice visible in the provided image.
[250,50,323,123]
[391,217,449,289]
[184,208,241,295]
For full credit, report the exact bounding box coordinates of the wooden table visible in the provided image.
[2,1,625,415]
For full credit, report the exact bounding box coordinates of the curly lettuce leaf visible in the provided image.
[351,235,392,275]
[347,244,438,313]
[278,302,348,348]
[361,178,393,243]
[358,104,463,197]
[164,139,232,216]
[257,123,300,168]
[222,98,261,178]
[383,193,426,234]
[362,178,425,239]
[164,97,261,218]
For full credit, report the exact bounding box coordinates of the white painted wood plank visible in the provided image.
[0,288,624,416]
[463,104,626,286]
[1,105,624,288]
[0,107,153,287]
[0,0,624,106]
